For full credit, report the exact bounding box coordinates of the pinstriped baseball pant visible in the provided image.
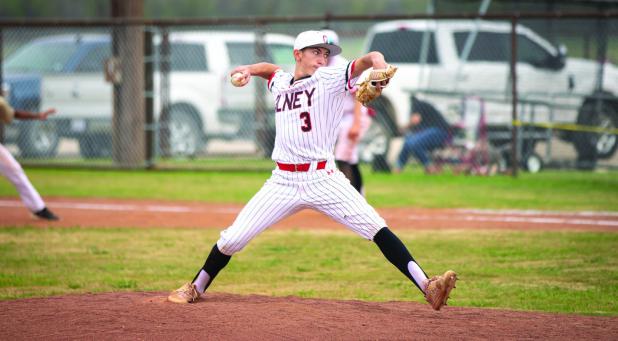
[217,160,386,255]
[0,143,45,212]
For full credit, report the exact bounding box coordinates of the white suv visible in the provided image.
[360,20,618,167]
[4,31,295,158]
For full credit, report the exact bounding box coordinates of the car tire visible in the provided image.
[17,120,60,158]
[79,133,112,159]
[160,108,204,158]
[574,101,617,160]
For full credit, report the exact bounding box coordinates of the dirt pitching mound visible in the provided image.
[1,291,616,340]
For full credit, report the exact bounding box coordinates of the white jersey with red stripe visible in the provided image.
[268,61,358,163]
[215,59,387,256]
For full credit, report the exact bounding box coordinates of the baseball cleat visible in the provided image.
[424,270,457,311]
[34,207,59,221]
[167,282,200,304]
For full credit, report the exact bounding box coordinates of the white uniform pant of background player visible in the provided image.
[334,110,371,164]
[0,144,45,212]
[217,160,386,255]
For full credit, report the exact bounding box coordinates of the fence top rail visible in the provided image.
[0,11,617,28]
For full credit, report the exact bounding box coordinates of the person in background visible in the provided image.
[0,95,59,220]
[394,96,451,174]
[323,29,372,194]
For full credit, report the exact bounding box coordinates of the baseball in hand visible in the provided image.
[231,72,245,87]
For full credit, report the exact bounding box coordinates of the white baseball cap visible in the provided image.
[321,29,339,45]
[294,30,342,56]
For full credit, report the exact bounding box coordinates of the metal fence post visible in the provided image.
[0,28,4,144]
[510,15,519,177]
[158,27,171,157]
[254,26,269,157]
[144,28,155,169]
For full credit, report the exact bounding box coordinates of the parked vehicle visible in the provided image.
[359,20,618,169]
[2,31,295,158]
[3,72,56,157]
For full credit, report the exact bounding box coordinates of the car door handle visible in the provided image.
[71,88,80,99]
[568,75,575,91]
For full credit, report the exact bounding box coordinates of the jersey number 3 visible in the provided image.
[300,112,312,132]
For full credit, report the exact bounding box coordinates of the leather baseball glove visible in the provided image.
[355,65,398,106]
[0,96,15,124]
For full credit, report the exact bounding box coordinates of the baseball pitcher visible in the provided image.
[168,30,456,310]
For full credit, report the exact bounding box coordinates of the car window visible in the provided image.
[171,43,208,71]
[268,44,294,65]
[227,42,261,65]
[454,31,555,67]
[454,31,510,62]
[5,40,81,73]
[368,30,439,64]
[227,42,294,66]
[517,34,554,68]
[75,44,111,72]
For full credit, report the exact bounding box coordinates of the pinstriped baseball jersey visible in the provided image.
[268,61,357,163]
[216,59,387,256]
[328,54,372,164]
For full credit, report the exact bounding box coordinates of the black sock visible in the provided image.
[373,227,426,292]
[336,160,353,181]
[337,160,362,193]
[192,244,231,291]
[350,163,363,193]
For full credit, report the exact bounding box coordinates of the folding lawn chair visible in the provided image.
[433,96,504,175]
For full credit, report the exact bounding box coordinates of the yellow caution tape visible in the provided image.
[512,120,618,134]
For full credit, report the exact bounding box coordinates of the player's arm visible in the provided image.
[350,51,388,79]
[14,108,56,121]
[230,62,280,87]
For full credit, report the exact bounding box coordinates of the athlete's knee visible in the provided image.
[360,224,385,242]
[216,233,247,255]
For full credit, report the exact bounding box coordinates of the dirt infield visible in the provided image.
[1,197,617,340]
[1,197,617,231]
[1,292,617,340]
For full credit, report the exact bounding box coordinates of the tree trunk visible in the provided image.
[111,0,145,167]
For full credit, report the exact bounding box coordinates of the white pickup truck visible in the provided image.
[360,19,618,168]
[4,31,295,158]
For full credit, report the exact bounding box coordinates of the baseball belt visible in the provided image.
[276,160,327,172]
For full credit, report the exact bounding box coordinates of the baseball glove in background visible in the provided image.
[355,65,398,106]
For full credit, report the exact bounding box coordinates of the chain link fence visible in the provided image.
[1,13,617,174]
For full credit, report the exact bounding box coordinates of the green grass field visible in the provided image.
[1,167,617,210]
[1,167,617,315]
[0,228,615,315]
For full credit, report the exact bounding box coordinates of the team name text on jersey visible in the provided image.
[275,88,316,112]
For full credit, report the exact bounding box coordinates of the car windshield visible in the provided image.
[368,30,438,64]
[5,40,80,73]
